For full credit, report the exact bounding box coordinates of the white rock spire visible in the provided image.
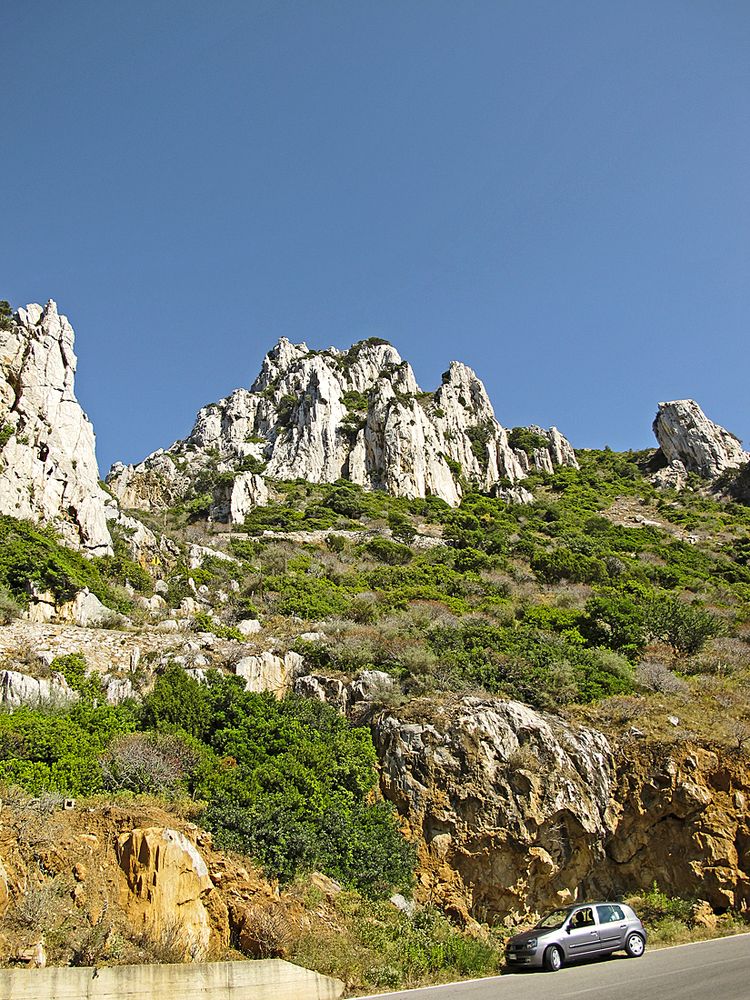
[0,301,112,553]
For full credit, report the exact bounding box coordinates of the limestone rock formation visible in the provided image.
[0,668,77,708]
[107,337,578,517]
[653,400,748,480]
[372,696,614,922]
[116,826,229,960]
[366,696,750,922]
[233,650,304,695]
[0,301,112,553]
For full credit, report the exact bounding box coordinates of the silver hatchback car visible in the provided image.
[505,902,647,972]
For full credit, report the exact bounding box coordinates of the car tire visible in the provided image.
[543,945,563,972]
[625,933,645,958]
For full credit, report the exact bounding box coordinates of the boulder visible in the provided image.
[653,400,748,480]
[236,618,262,636]
[116,827,228,959]
[58,588,113,628]
[233,651,303,695]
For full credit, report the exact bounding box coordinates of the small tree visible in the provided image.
[0,300,13,331]
[647,596,725,656]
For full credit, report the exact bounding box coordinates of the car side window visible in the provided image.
[596,904,625,923]
[571,907,595,928]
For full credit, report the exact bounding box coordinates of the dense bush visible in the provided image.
[0,516,130,612]
[363,537,413,565]
[141,672,414,895]
[0,300,13,331]
[0,702,136,795]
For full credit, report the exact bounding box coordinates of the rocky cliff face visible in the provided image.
[370,697,750,924]
[108,337,578,518]
[653,400,748,483]
[0,302,112,553]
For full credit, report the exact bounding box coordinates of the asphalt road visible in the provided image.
[355,933,750,1000]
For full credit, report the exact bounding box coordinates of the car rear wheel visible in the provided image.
[625,933,645,958]
[543,945,563,972]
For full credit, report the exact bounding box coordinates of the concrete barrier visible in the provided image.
[0,959,345,1000]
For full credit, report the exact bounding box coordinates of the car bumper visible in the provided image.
[505,949,543,969]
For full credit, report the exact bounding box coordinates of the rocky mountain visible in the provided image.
[1,295,749,986]
[108,337,578,520]
[0,302,112,554]
[652,399,749,488]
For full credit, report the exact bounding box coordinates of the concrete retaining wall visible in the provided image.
[0,959,344,1000]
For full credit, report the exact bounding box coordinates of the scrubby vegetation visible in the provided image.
[0,666,413,898]
[0,516,136,613]
[2,445,750,984]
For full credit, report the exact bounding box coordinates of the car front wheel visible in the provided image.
[625,933,645,958]
[543,945,563,972]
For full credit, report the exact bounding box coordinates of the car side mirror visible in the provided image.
[565,926,571,934]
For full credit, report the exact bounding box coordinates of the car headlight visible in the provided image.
[525,938,538,950]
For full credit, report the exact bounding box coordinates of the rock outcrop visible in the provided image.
[592,745,750,912]
[0,301,112,553]
[372,696,615,923]
[233,650,304,695]
[0,668,77,708]
[366,696,750,923]
[653,400,748,481]
[108,338,578,517]
[116,826,229,960]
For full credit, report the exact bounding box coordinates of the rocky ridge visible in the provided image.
[108,337,578,518]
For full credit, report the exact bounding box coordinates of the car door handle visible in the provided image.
[589,931,597,935]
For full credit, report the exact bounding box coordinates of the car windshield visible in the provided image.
[535,908,571,930]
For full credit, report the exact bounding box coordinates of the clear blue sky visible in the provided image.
[3,1,748,473]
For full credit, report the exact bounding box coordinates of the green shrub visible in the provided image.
[646,595,725,655]
[363,538,412,565]
[507,427,549,457]
[532,547,609,585]
[0,702,135,796]
[141,665,214,739]
[0,516,130,612]
[51,653,103,701]
[0,584,22,624]
[342,390,369,412]
[268,575,353,619]
[0,300,13,331]
[141,672,415,895]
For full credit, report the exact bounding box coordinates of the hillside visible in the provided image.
[1,299,749,991]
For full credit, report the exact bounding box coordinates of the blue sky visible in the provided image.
[3,1,748,473]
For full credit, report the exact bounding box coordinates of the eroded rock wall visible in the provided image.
[371,697,750,923]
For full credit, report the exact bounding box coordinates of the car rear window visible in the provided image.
[596,904,625,923]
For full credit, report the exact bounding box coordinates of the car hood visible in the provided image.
[507,928,554,947]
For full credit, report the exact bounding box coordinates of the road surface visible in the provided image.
[355,933,750,1000]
